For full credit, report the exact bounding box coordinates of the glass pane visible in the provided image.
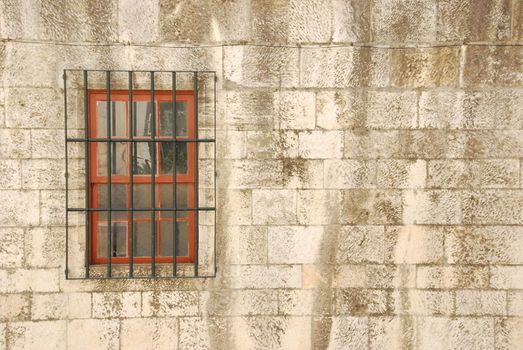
[160,221,188,256]
[159,184,189,218]
[132,102,153,137]
[159,102,187,136]
[97,222,127,258]
[133,142,155,174]
[96,101,126,137]
[133,221,152,257]
[133,184,152,218]
[159,142,187,175]
[97,184,127,219]
[97,143,128,176]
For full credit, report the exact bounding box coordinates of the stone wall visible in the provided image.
[1,0,523,348]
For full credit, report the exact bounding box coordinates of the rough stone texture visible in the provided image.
[0,1,521,348]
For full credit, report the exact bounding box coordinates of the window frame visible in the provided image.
[88,89,196,265]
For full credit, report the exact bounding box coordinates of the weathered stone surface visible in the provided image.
[447,130,523,159]
[462,190,523,224]
[345,130,400,159]
[274,91,316,130]
[385,226,445,264]
[25,227,64,267]
[224,90,273,130]
[121,318,177,350]
[403,190,461,224]
[324,160,375,189]
[377,160,426,189]
[0,160,20,189]
[298,131,343,159]
[118,0,159,43]
[365,265,416,289]
[417,266,489,289]
[316,90,366,130]
[508,292,523,316]
[491,266,523,289]
[21,159,64,190]
[495,318,523,350]
[297,190,342,225]
[246,131,298,159]
[341,190,402,224]
[6,88,63,128]
[456,290,506,316]
[5,269,59,293]
[7,321,66,350]
[336,226,385,264]
[325,316,368,349]
[252,190,296,225]
[336,289,388,315]
[332,0,370,42]
[464,46,523,87]
[268,226,323,264]
[142,291,198,317]
[0,294,30,321]
[67,319,119,350]
[427,160,476,189]
[223,226,267,265]
[225,265,301,289]
[0,129,31,159]
[367,91,418,129]
[40,190,65,225]
[0,0,40,39]
[202,290,278,316]
[399,130,448,159]
[392,290,453,316]
[0,190,39,226]
[92,292,141,318]
[0,228,24,267]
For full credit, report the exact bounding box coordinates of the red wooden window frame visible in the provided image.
[88,90,195,265]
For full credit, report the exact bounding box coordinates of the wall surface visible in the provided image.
[1,0,523,349]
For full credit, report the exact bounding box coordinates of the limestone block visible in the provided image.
[495,318,523,350]
[371,0,437,42]
[392,290,453,316]
[366,91,418,129]
[223,226,267,265]
[477,159,520,188]
[301,47,390,88]
[0,322,4,350]
[333,265,367,288]
[92,292,141,318]
[121,318,177,350]
[25,227,64,268]
[225,265,301,289]
[224,90,273,130]
[252,190,296,225]
[336,226,385,264]
[462,190,523,224]
[0,294,30,321]
[216,130,246,159]
[446,226,523,264]
[391,47,459,88]
[298,131,343,159]
[31,293,66,320]
[0,228,24,267]
[464,46,523,87]
[281,159,324,189]
[251,0,331,44]
[142,291,198,317]
[273,91,316,130]
[278,289,319,316]
[5,269,59,293]
[403,190,461,224]
[0,0,40,39]
[437,0,511,41]
[226,160,283,189]
[508,293,523,316]
[201,290,278,316]
[325,316,368,349]
[218,190,251,226]
[324,160,375,189]
[447,130,523,159]
[335,289,388,315]
[67,319,119,350]
[515,1,523,40]
[224,46,299,88]
[427,160,476,189]
[22,159,64,190]
[0,129,31,159]
[399,130,448,159]
[66,293,92,319]
[377,160,426,189]
[7,321,66,350]
[118,0,159,43]
[332,0,371,42]
[246,131,298,159]
[31,129,65,159]
[40,190,65,225]
[341,190,402,224]
[297,190,342,225]
[0,190,39,226]
[455,290,506,316]
[0,160,20,189]
[491,266,523,289]
[416,266,489,289]
[365,265,416,289]
[268,226,323,264]
[178,317,229,350]
[344,130,400,159]
[316,90,366,130]
[369,317,407,350]
[6,88,63,128]
[385,225,444,264]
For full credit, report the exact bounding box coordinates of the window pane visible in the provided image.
[132,102,153,137]
[97,222,127,258]
[132,184,152,218]
[97,142,128,176]
[160,221,188,257]
[159,184,189,218]
[159,142,187,175]
[96,101,126,138]
[159,102,187,137]
[97,184,127,219]
[133,142,155,174]
[133,221,152,257]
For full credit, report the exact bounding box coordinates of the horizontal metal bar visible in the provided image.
[66,138,215,143]
[64,69,217,73]
[67,207,215,212]
[66,274,216,280]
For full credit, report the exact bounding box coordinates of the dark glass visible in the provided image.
[96,101,126,138]
[159,142,187,174]
[97,184,127,219]
[160,221,188,256]
[133,221,152,257]
[133,142,155,174]
[132,101,153,137]
[159,184,188,218]
[159,102,187,137]
[97,222,127,258]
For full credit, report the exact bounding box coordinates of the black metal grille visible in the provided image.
[64,69,216,279]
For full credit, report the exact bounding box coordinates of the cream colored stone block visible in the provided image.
[25,227,64,268]
[478,159,520,188]
[224,226,267,265]
[427,160,476,189]
[298,131,343,159]
[297,190,342,225]
[367,91,418,129]
[6,88,63,128]
[8,321,66,350]
[369,317,405,350]
[226,265,301,289]
[416,266,489,289]
[201,290,278,316]
[508,292,523,316]
[67,293,92,319]
[344,130,400,159]
[142,291,198,317]
[246,131,298,159]
[30,129,65,159]
[40,190,65,225]
[403,190,461,224]
[0,227,24,267]
[21,159,64,190]
[0,190,39,226]
[5,269,59,293]
[326,317,368,350]
[278,289,316,316]
[392,290,453,316]
[464,46,523,88]
[224,90,273,130]
[377,160,426,189]
[274,91,315,130]
[0,129,31,159]
[336,226,385,264]
[217,130,246,159]
[0,322,4,350]
[252,189,296,225]
[332,0,370,42]
[226,160,283,189]
[31,293,66,320]
[462,190,523,225]
[386,226,444,264]
[324,160,375,189]
[0,159,20,189]
[336,289,388,315]
[316,90,366,130]
[366,265,416,289]
[0,294,30,321]
[341,190,402,224]
[495,318,523,350]
[118,0,159,43]
[67,319,119,350]
[268,226,323,264]
[456,290,506,316]
[121,318,177,350]
[92,292,141,319]
[333,265,367,288]
[491,266,523,289]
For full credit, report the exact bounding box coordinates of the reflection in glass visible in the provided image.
[159,142,187,174]
[160,221,188,256]
[133,142,154,174]
[159,184,188,218]
[97,142,127,176]
[132,102,153,137]
[97,222,127,258]
[159,102,187,136]
[97,184,127,219]
[96,101,126,137]
[133,222,152,256]
[133,184,152,218]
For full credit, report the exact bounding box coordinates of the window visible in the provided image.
[65,70,216,279]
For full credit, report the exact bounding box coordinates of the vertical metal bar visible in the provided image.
[106,71,112,277]
[128,71,134,278]
[172,72,177,277]
[150,71,156,277]
[193,72,199,277]
[213,72,217,276]
[64,70,69,279]
[83,70,90,279]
